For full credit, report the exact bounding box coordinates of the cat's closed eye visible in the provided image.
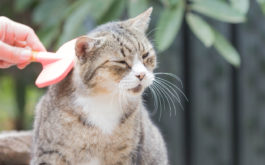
[116,60,127,64]
[142,52,149,59]
[113,60,131,68]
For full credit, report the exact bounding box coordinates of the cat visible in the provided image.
[31,8,169,165]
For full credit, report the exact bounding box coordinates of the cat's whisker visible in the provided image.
[147,86,159,116]
[149,84,162,119]
[146,27,161,38]
[155,78,184,111]
[150,39,161,49]
[154,83,169,120]
[145,71,188,119]
[143,74,158,116]
[145,85,159,116]
[153,81,175,117]
[156,80,177,116]
[151,83,167,121]
[156,79,185,113]
[154,72,183,88]
[155,76,188,101]
[150,87,159,115]
[154,80,179,115]
[154,85,163,118]
[156,78,181,103]
[152,82,171,117]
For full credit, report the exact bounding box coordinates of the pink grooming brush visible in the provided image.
[30,39,76,88]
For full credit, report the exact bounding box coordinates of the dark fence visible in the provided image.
[182,20,240,165]
[149,2,265,165]
[182,16,241,165]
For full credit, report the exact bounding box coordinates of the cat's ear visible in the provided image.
[75,36,105,59]
[125,7,152,33]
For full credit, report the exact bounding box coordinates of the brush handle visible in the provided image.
[31,51,63,64]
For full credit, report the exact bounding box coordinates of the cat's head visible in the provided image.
[74,8,156,96]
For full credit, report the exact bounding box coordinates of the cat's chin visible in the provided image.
[128,84,144,95]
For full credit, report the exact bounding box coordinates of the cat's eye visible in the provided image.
[142,52,149,59]
[117,60,127,64]
[115,60,131,68]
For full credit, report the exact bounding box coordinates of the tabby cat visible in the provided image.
[31,8,168,165]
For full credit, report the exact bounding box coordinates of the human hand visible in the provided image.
[0,16,46,69]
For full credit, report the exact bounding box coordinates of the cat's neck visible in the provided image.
[74,92,140,134]
[75,93,119,133]
[49,67,142,134]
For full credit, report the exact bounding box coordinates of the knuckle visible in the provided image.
[27,27,35,34]
[0,16,8,21]
[0,16,11,25]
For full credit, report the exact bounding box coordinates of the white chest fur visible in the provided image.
[75,94,123,134]
[78,157,101,165]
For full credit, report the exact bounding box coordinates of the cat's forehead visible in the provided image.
[91,22,152,54]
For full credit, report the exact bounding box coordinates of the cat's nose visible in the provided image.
[136,73,145,81]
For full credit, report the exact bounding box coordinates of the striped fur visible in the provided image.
[31,8,168,165]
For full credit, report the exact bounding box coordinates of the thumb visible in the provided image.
[0,41,31,64]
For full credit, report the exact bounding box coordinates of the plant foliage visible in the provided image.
[5,0,265,66]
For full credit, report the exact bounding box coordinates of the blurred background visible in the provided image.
[0,0,265,165]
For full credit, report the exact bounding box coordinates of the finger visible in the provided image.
[25,28,47,52]
[4,19,16,46]
[17,62,30,69]
[13,22,46,52]
[14,40,27,48]
[0,41,31,64]
[0,60,14,68]
[0,17,46,52]
[0,17,21,46]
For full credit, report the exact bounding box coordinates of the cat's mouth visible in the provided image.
[129,84,142,93]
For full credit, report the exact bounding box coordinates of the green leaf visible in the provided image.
[190,0,246,23]
[213,30,240,67]
[160,0,179,7]
[0,76,15,117]
[14,0,34,13]
[230,0,249,14]
[186,13,214,47]
[33,0,69,28]
[38,26,60,48]
[85,0,116,21]
[64,0,88,16]
[57,2,90,47]
[58,0,115,46]
[257,0,265,14]
[155,0,184,52]
[128,0,149,17]
[98,0,126,24]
